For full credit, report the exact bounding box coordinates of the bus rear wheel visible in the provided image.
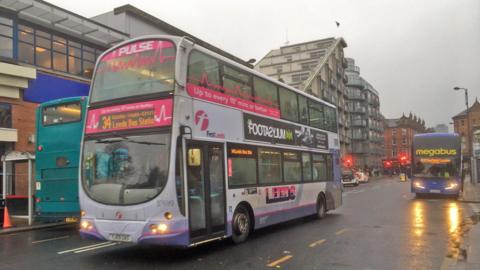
[232,205,251,244]
[316,195,326,219]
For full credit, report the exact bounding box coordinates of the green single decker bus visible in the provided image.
[35,96,87,223]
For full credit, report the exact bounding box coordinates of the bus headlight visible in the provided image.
[80,220,93,231]
[445,182,458,190]
[150,223,168,234]
[414,181,425,189]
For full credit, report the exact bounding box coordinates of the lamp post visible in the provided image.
[454,86,472,183]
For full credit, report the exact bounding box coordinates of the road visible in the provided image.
[0,176,477,270]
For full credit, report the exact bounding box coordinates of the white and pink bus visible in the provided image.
[79,36,342,247]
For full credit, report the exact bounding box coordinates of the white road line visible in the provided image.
[57,242,115,255]
[32,235,70,244]
[73,242,118,253]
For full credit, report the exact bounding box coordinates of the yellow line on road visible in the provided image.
[57,242,115,254]
[267,255,293,267]
[335,228,349,235]
[309,239,326,248]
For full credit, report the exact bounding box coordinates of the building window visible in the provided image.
[0,16,13,59]
[402,136,407,144]
[392,138,396,145]
[285,55,292,62]
[17,24,104,78]
[0,103,12,128]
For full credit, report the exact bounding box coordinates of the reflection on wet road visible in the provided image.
[0,177,478,270]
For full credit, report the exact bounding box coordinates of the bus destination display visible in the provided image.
[85,99,173,134]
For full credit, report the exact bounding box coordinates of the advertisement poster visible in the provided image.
[243,113,328,150]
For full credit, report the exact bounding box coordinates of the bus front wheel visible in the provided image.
[232,205,251,244]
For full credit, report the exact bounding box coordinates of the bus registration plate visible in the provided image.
[109,233,131,242]
[65,217,78,223]
[430,189,441,193]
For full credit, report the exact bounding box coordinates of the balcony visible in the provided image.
[343,74,348,83]
[330,77,337,87]
[342,58,348,68]
[351,133,367,140]
[350,106,366,114]
[351,119,367,127]
[347,77,364,88]
[347,92,366,100]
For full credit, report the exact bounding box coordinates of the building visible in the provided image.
[383,113,432,162]
[345,58,383,169]
[90,4,251,68]
[452,98,480,160]
[0,0,130,195]
[254,38,350,155]
[0,1,251,196]
[434,124,449,133]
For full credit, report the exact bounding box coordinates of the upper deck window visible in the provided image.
[91,40,176,103]
[42,102,82,126]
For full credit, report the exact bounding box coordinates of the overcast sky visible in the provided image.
[47,0,480,129]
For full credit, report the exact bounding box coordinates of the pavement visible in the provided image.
[456,175,480,270]
[0,216,72,235]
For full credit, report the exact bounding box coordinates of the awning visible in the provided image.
[0,0,129,46]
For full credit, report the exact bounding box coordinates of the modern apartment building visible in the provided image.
[254,38,350,155]
[345,58,383,169]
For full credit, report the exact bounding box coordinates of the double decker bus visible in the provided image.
[79,36,342,246]
[35,96,87,222]
[411,133,462,198]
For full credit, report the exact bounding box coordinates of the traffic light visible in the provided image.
[399,154,408,165]
[343,156,353,168]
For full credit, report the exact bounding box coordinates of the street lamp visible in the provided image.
[454,86,472,182]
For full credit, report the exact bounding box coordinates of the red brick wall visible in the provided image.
[383,127,416,161]
[0,96,38,195]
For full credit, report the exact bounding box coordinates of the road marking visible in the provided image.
[309,239,326,248]
[74,242,118,253]
[267,255,293,267]
[32,235,70,244]
[335,228,349,235]
[349,190,365,194]
[57,242,116,254]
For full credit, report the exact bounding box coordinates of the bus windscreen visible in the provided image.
[90,39,176,103]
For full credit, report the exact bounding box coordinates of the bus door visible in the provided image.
[186,142,226,240]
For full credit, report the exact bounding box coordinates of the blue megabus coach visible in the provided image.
[411,133,462,198]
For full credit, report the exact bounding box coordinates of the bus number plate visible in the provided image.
[430,189,441,193]
[109,233,131,242]
[65,217,78,223]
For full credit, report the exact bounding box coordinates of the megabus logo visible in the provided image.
[415,148,457,157]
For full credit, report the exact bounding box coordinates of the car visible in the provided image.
[341,170,359,186]
[355,171,369,183]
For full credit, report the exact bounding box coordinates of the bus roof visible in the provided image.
[38,96,88,108]
[94,35,337,111]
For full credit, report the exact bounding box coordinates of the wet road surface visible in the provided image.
[0,176,477,270]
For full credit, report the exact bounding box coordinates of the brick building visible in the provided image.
[383,113,432,162]
[452,98,480,159]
